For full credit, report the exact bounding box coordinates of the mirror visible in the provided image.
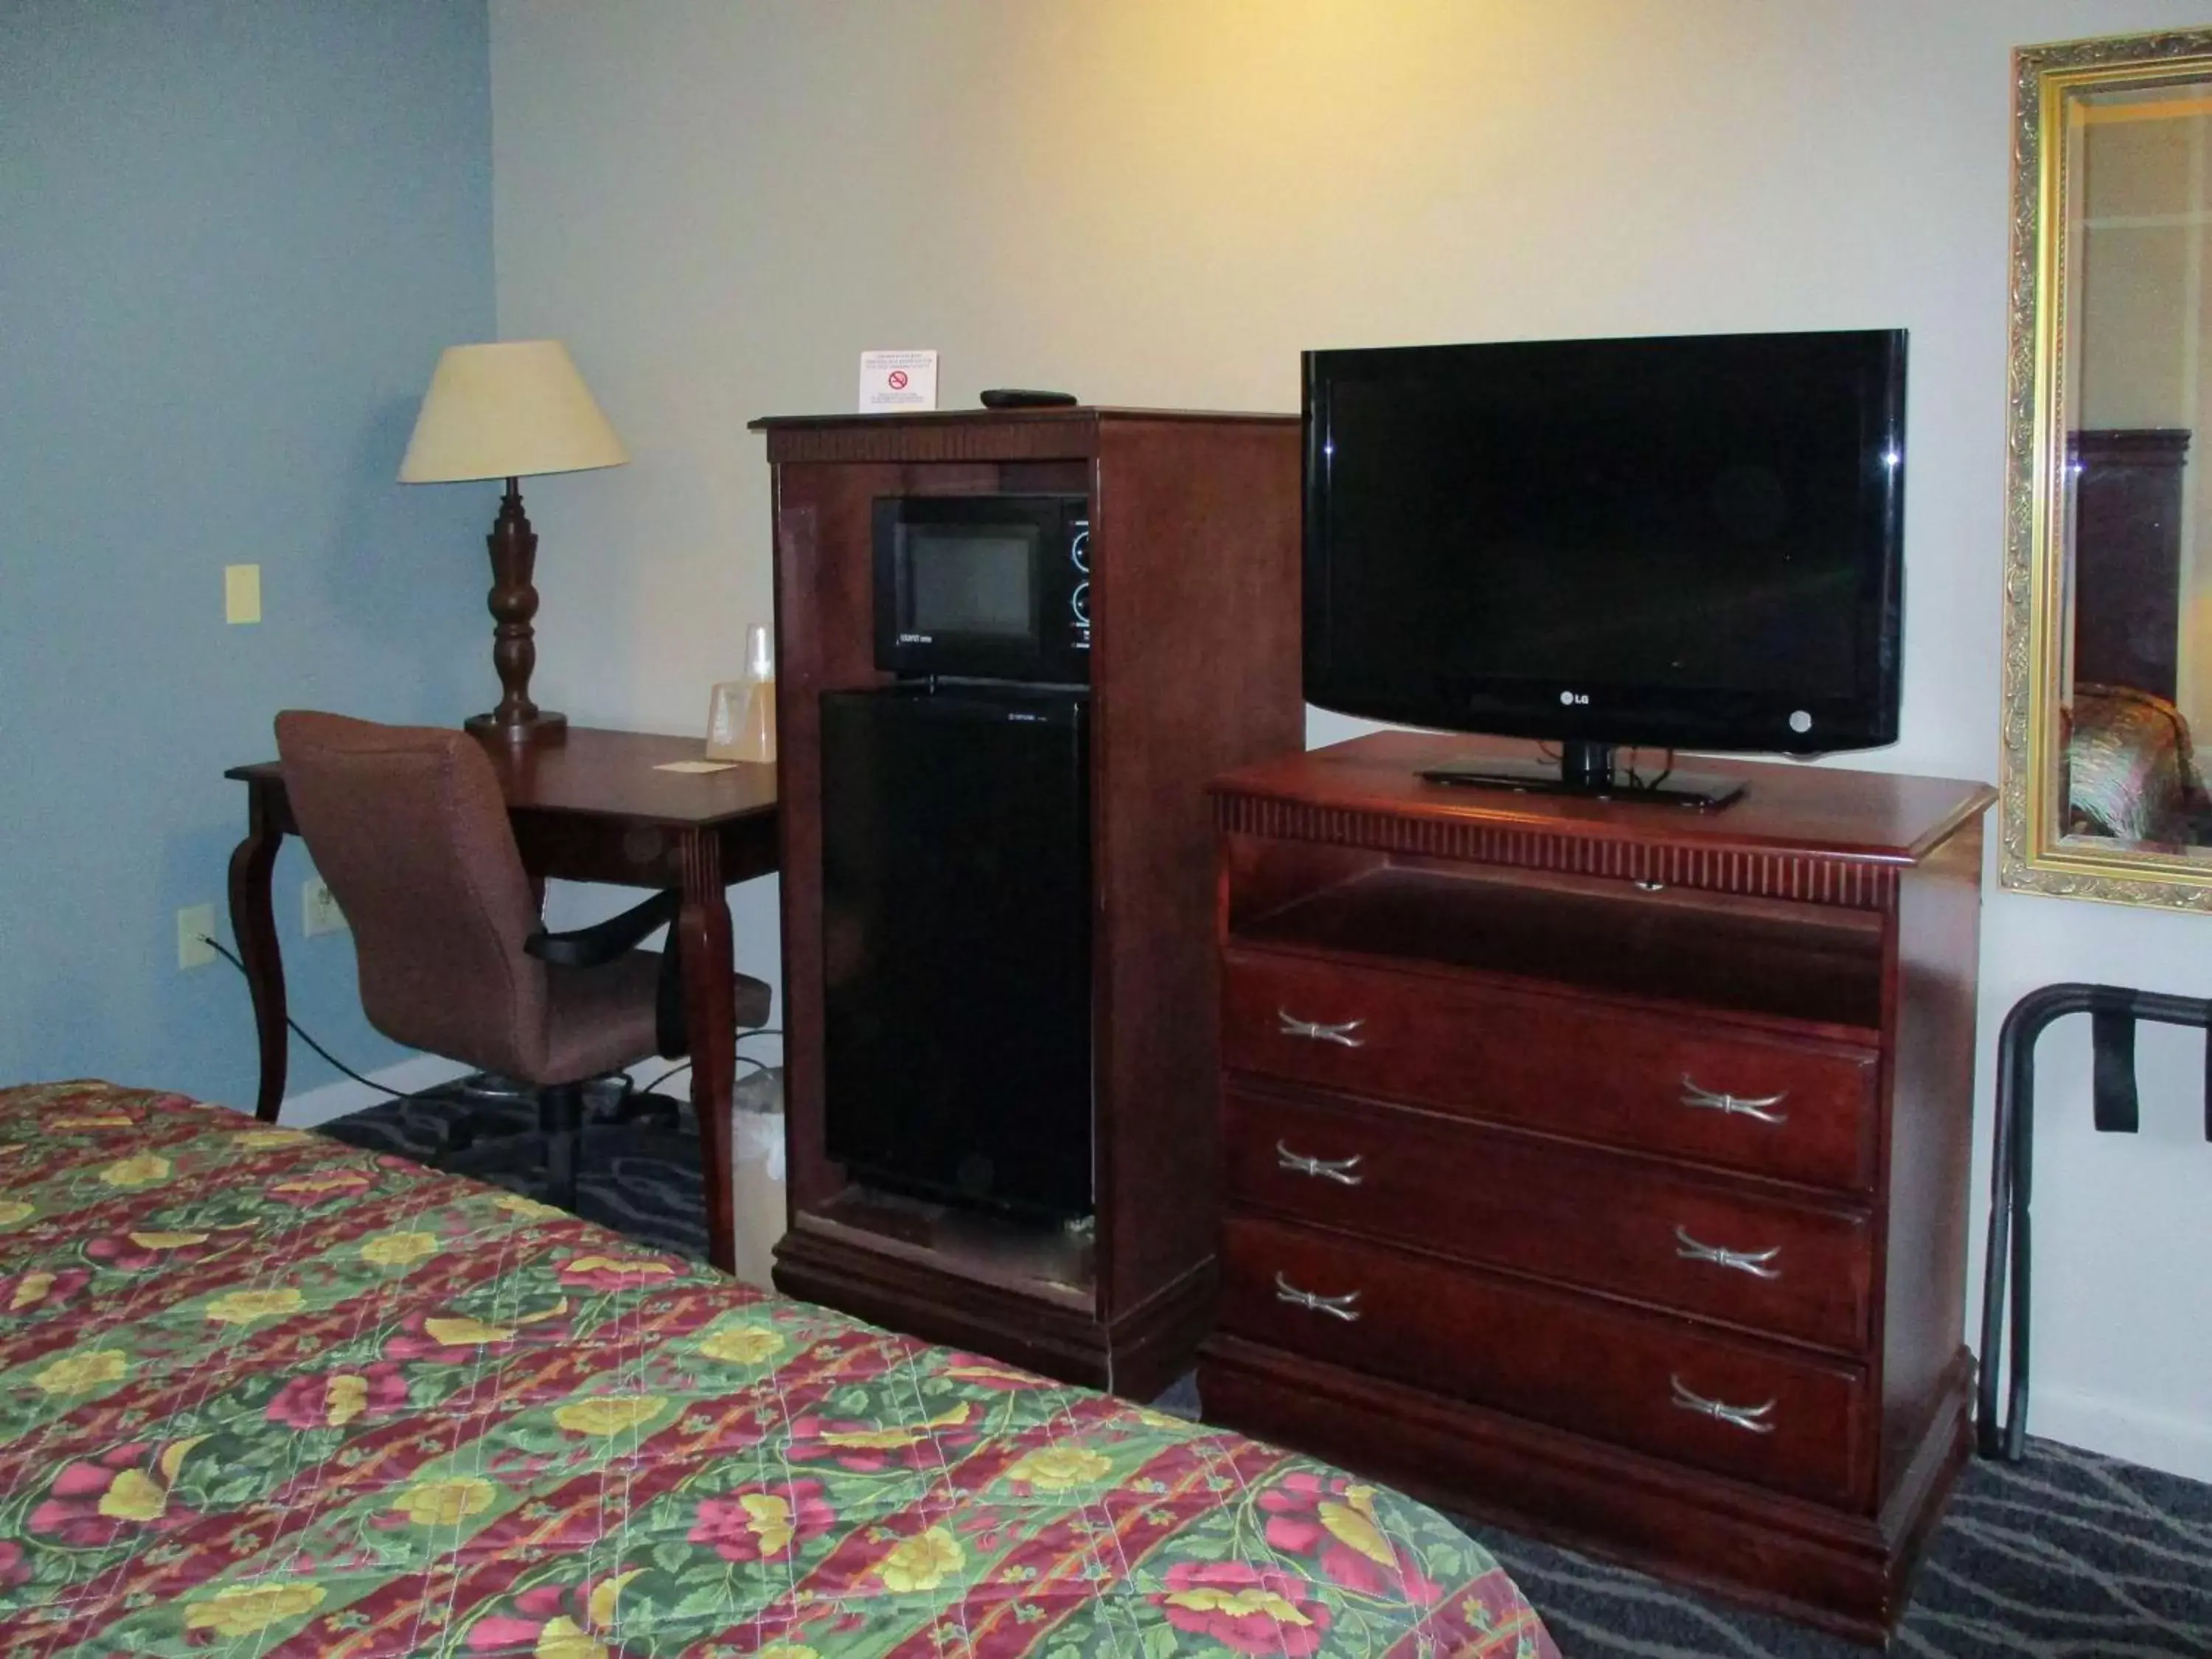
[2003,27,2212,908]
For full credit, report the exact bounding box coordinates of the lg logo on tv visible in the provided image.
[1559,690,1590,706]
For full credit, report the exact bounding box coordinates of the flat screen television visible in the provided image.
[1303,328,1907,806]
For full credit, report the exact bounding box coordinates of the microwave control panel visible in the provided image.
[1070,520,1091,650]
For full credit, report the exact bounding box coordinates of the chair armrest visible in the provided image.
[524,890,680,969]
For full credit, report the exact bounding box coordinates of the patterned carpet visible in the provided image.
[326,1077,2212,1658]
[319,1071,751,1262]
[1459,1444,2212,1658]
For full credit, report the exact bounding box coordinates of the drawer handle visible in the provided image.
[1274,1272,1363,1321]
[1277,1009,1366,1048]
[1669,1375,1777,1434]
[1673,1225,1783,1280]
[1680,1075,1789,1124]
[1276,1141,1365,1185]
[1632,878,1667,892]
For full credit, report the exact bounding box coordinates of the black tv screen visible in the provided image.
[1304,329,1906,757]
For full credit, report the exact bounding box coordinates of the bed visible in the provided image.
[2066,681,2211,846]
[0,1081,1554,1657]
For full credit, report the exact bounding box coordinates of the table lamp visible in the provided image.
[399,339,628,740]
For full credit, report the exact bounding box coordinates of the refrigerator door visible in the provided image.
[820,685,1092,1219]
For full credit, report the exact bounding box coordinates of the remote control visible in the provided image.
[980,388,1077,409]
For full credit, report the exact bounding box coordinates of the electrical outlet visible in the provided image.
[178,904,217,970]
[302,877,347,937]
[224,563,261,625]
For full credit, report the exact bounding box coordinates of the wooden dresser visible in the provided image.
[1197,731,1995,1641]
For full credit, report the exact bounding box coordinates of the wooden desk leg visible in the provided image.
[226,786,288,1123]
[677,829,738,1275]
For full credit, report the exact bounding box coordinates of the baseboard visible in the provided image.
[2025,1385,2212,1481]
[271,1055,474,1128]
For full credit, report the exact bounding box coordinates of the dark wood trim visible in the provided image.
[1214,731,1995,866]
[226,784,288,1123]
[1097,1258,1220,1403]
[750,405,1300,467]
[775,1224,1114,1388]
[677,827,737,1267]
[776,1224,1213,1400]
[1216,791,1907,909]
[1091,415,1305,1318]
[1878,819,1985,1497]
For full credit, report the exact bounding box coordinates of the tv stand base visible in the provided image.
[1419,749,1747,808]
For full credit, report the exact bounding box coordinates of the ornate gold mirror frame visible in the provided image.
[2003,27,2212,908]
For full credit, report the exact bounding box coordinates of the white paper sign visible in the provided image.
[858,349,939,414]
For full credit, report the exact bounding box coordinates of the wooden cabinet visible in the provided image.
[2070,427,2190,700]
[1198,730,1995,1641]
[748,406,1301,1401]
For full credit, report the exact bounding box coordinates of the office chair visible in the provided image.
[272,711,770,1209]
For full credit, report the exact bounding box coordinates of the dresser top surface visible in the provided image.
[1215,732,1995,865]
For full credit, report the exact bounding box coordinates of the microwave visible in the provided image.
[872,494,1091,683]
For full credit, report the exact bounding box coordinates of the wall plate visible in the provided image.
[302,877,347,936]
[178,904,217,969]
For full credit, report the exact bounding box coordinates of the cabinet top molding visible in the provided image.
[748,406,1297,465]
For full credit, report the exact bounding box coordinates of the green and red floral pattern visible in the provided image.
[0,1082,1555,1657]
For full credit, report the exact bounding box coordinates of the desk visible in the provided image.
[226,727,778,1275]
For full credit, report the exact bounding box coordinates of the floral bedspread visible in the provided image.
[0,1082,1554,1658]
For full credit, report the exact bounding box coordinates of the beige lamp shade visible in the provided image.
[397,340,628,484]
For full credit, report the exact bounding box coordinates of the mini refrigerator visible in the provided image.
[818,684,1092,1220]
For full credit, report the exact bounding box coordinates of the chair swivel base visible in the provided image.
[434,1082,684,1211]
[439,1121,684,1212]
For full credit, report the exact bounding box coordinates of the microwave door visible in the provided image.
[901,525,1042,667]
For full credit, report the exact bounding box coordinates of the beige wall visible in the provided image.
[491,0,2212,1476]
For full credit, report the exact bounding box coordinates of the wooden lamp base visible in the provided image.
[466,707,567,741]
[472,476,564,744]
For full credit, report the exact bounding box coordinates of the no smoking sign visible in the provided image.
[859,349,938,412]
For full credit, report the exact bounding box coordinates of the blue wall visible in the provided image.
[0,1,497,1107]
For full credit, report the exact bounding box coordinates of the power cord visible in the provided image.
[637,1050,771,1098]
[1624,748,1677,791]
[641,1026,782,1096]
[202,936,413,1099]
[207,931,777,1106]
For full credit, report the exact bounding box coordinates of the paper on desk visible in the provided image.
[655,759,740,774]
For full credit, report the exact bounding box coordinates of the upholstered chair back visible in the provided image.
[274,711,551,1079]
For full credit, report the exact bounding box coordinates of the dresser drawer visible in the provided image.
[1222,946,1879,1191]
[1220,1216,1868,1506]
[1224,1085,1874,1352]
